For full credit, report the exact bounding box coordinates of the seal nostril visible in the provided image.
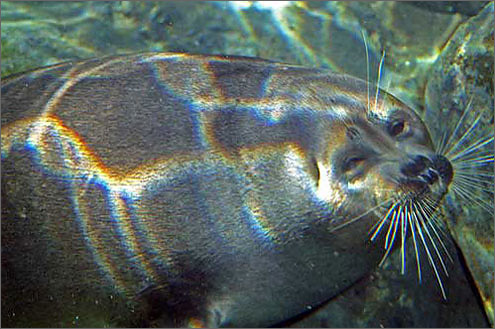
[428,169,439,183]
[432,155,453,184]
[420,168,439,185]
[400,155,429,177]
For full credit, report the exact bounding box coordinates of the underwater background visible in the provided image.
[1,1,493,327]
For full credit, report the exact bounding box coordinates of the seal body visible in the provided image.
[1,53,452,327]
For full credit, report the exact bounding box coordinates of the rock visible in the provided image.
[424,3,494,324]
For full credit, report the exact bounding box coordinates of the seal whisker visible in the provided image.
[449,137,494,163]
[425,213,454,264]
[400,203,409,274]
[444,113,482,158]
[436,95,474,155]
[445,119,494,215]
[451,181,494,213]
[436,128,449,156]
[452,152,494,163]
[453,183,494,197]
[416,208,450,284]
[411,202,447,299]
[449,135,494,162]
[454,172,495,185]
[408,201,422,282]
[453,178,495,195]
[453,156,494,168]
[378,206,399,267]
[360,29,371,116]
[419,194,440,216]
[384,205,399,251]
[456,168,495,176]
[453,169,495,184]
[417,197,453,266]
[369,199,400,241]
[329,196,395,233]
[452,162,494,179]
[374,50,386,114]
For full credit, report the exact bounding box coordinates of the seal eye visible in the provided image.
[343,156,365,172]
[389,120,405,136]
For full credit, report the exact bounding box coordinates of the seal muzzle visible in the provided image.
[432,154,453,185]
[400,154,453,185]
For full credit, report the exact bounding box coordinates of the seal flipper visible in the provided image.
[135,261,222,328]
[136,284,209,327]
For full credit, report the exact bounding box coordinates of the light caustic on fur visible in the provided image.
[360,31,494,299]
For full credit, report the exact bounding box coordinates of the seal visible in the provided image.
[1,53,453,327]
